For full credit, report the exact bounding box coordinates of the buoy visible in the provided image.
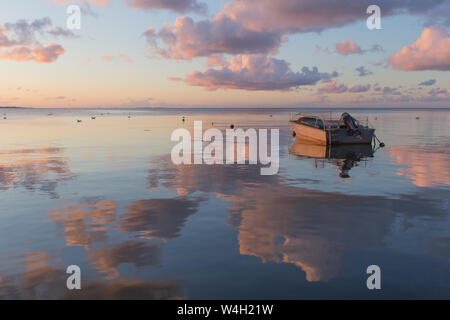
[416,116,420,120]
[230,124,235,129]
[374,134,385,148]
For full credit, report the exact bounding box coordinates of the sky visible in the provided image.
[0,0,449,108]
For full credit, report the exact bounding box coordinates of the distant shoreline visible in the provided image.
[2,106,449,112]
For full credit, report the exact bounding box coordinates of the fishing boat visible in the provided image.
[290,112,375,145]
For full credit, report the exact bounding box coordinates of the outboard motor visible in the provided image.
[341,112,361,137]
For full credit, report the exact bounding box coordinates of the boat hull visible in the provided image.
[290,121,374,145]
[290,140,374,159]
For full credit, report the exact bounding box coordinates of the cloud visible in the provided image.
[143,16,283,60]
[349,84,371,93]
[0,43,65,63]
[0,18,71,63]
[369,44,384,53]
[419,79,437,86]
[374,86,402,95]
[102,54,133,63]
[389,26,450,71]
[144,0,444,60]
[57,0,207,15]
[416,87,450,102]
[54,0,110,7]
[82,58,92,66]
[47,96,66,100]
[355,66,373,77]
[318,80,348,94]
[168,77,183,81]
[222,0,445,34]
[125,0,206,14]
[315,45,331,55]
[429,87,449,95]
[320,41,384,56]
[335,40,362,55]
[181,54,337,91]
[423,0,450,27]
[1,17,74,46]
[54,0,110,17]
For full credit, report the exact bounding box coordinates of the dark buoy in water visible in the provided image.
[230,124,235,129]
[416,116,420,120]
[374,134,385,148]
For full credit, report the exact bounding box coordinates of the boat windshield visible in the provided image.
[299,117,324,129]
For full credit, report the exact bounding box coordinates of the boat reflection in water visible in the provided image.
[290,139,375,178]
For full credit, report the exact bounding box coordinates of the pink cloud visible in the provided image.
[182,54,337,91]
[0,18,71,63]
[102,54,133,63]
[144,0,440,60]
[417,87,450,102]
[143,15,283,60]
[222,0,443,33]
[389,26,450,71]
[335,40,362,55]
[54,0,110,7]
[0,26,12,47]
[125,0,206,13]
[348,84,371,93]
[318,80,348,94]
[0,43,65,63]
[168,77,183,81]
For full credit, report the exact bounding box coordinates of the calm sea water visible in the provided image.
[0,108,449,299]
